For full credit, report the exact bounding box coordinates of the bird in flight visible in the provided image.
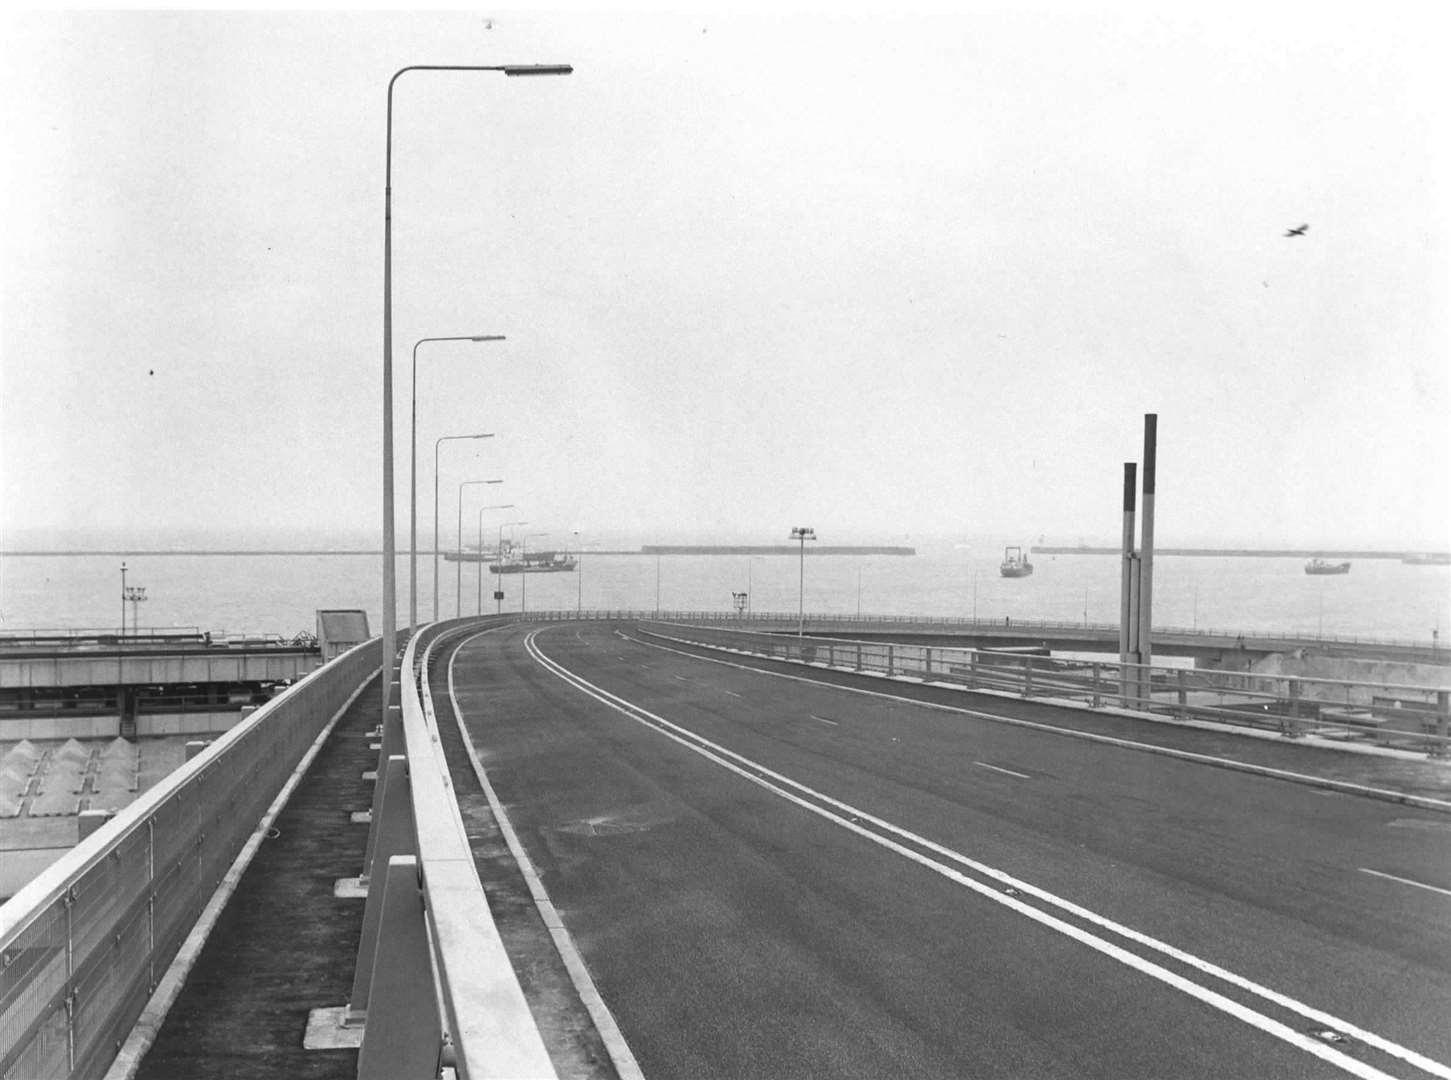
[1284,223,1309,237]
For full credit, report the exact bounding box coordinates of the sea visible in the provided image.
[1,539,1447,647]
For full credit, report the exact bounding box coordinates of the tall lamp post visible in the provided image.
[790,526,816,637]
[496,521,527,614]
[457,478,504,616]
[120,563,128,638]
[521,532,548,613]
[411,334,504,630]
[477,504,516,614]
[574,530,582,613]
[381,62,572,732]
[429,433,493,625]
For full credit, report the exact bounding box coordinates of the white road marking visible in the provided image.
[1359,868,1451,899]
[722,689,742,698]
[450,629,646,1080]
[526,630,1447,1080]
[628,628,1451,816]
[974,761,1031,780]
[809,714,839,726]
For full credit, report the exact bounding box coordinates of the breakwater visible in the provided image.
[637,545,915,556]
[1033,546,1447,561]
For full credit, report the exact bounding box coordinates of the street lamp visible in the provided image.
[457,478,504,616]
[429,433,493,624]
[123,584,147,636]
[790,526,816,637]
[574,530,582,613]
[521,532,548,613]
[477,504,516,614]
[381,62,572,732]
[411,334,504,630]
[496,521,528,614]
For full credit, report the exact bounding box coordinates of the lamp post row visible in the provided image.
[382,62,572,730]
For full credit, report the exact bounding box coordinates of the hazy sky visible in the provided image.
[2,6,1447,550]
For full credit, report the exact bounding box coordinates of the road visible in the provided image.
[444,621,1451,1079]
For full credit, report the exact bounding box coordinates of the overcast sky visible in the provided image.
[2,6,1446,550]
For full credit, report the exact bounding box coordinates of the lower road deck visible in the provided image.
[135,619,1451,1079]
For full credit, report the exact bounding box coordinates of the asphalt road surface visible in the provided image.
[445,621,1451,1080]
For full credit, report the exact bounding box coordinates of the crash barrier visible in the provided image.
[0,637,382,1080]
[345,614,555,1079]
[636,621,1451,758]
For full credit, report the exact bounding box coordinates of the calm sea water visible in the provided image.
[1,546,1446,645]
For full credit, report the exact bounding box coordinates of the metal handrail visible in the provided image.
[636,621,1451,757]
[0,637,381,1080]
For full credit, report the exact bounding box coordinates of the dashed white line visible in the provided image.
[974,761,1031,780]
[1359,868,1451,899]
[525,630,1449,1080]
[809,714,839,726]
[722,689,742,698]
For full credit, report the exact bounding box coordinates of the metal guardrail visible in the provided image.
[636,621,1451,758]
[0,637,381,1080]
[520,609,1445,654]
[344,614,554,1079]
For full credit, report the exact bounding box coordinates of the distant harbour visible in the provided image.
[637,545,916,556]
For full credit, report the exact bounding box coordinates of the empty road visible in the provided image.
[443,621,1451,1079]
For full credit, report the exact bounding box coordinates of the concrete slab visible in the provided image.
[302,1006,364,1050]
[332,877,367,898]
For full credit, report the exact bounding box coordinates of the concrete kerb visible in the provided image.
[103,665,380,1080]
[637,628,1451,816]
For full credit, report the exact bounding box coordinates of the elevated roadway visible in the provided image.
[440,620,1451,1079]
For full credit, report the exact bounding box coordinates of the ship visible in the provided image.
[444,546,578,573]
[489,550,577,574]
[1000,546,1034,578]
[1304,558,1351,575]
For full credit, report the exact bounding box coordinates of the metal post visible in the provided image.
[1119,462,1138,705]
[1138,413,1158,685]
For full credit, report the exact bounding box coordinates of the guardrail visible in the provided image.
[0,636,381,1080]
[341,614,554,1079]
[520,609,1445,654]
[638,621,1451,757]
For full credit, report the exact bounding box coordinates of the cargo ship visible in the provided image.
[1304,558,1351,575]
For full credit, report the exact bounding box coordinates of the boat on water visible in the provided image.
[1304,558,1351,575]
[489,550,577,574]
[1000,546,1034,578]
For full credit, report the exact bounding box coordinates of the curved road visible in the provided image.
[444,621,1451,1079]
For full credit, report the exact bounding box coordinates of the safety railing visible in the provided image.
[521,609,1443,653]
[0,636,381,1080]
[341,614,554,1079]
[638,621,1451,758]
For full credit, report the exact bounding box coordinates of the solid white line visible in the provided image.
[810,714,839,726]
[527,631,1449,1080]
[974,761,1031,780]
[450,629,645,1080]
[1359,868,1451,899]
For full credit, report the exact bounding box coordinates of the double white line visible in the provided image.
[526,629,1449,1080]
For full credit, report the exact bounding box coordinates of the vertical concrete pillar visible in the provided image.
[348,755,416,1022]
[1435,690,1450,758]
[356,856,443,1080]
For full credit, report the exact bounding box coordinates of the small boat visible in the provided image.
[1304,558,1350,575]
[1000,546,1034,578]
